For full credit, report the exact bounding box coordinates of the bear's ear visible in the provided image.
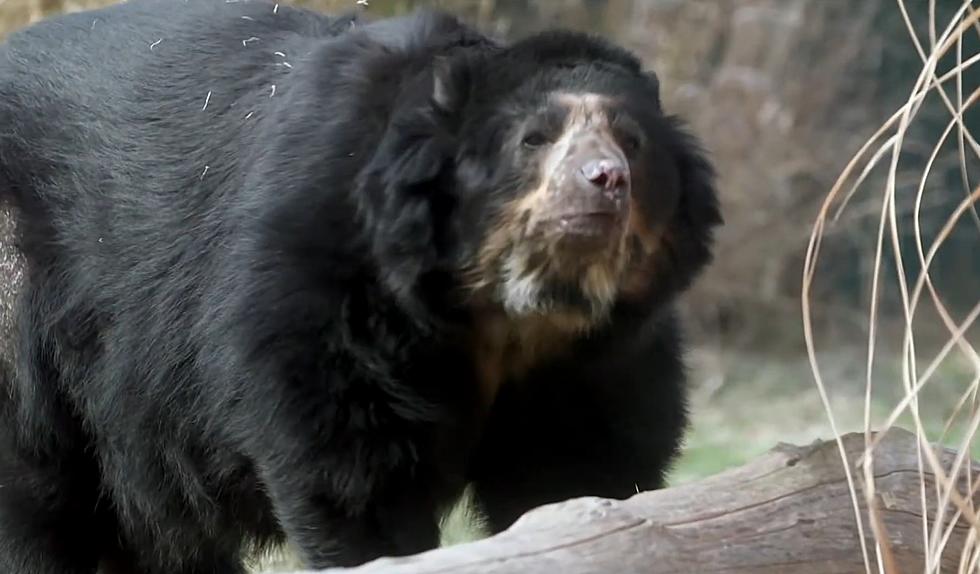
[641,69,662,110]
[431,55,475,117]
[432,57,456,112]
[354,64,468,315]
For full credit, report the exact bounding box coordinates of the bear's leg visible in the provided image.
[262,470,444,569]
[0,291,110,573]
[468,319,689,532]
[245,419,448,569]
[0,434,106,574]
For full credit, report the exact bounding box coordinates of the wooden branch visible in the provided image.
[287,429,979,574]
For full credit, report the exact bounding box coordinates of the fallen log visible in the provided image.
[279,429,979,574]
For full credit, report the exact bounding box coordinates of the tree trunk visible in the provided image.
[282,429,977,574]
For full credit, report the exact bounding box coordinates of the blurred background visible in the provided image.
[3,0,979,486]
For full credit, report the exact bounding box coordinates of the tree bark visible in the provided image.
[285,429,978,574]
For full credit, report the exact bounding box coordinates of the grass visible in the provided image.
[672,344,980,486]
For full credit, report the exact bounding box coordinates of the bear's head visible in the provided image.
[361,17,722,333]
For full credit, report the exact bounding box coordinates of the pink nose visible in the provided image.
[580,159,628,190]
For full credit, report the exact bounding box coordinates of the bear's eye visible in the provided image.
[621,133,642,156]
[521,131,551,149]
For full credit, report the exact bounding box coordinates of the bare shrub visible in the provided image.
[805,1,980,570]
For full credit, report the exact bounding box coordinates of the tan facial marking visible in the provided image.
[462,94,670,407]
[467,91,667,324]
[620,202,665,299]
[546,93,624,192]
[468,208,665,409]
[553,92,616,128]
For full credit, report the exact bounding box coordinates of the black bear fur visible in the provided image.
[0,1,721,572]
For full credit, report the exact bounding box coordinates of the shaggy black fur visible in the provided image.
[0,1,721,572]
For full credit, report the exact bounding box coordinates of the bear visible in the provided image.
[0,1,722,572]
